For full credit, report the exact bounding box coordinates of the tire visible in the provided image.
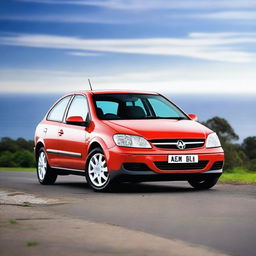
[85,148,112,192]
[188,176,219,190]
[36,148,57,185]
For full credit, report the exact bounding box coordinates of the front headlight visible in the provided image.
[206,133,221,148]
[113,134,152,148]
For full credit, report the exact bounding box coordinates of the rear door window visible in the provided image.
[66,95,89,121]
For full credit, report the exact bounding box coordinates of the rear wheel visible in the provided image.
[188,176,219,190]
[37,148,57,185]
[85,148,111,192]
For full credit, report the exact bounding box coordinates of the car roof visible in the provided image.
[70,90,159,95]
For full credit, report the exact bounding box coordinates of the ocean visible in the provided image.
[0,93,255,142]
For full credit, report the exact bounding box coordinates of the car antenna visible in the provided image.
[88,79,93,91]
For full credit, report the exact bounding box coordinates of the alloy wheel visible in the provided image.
[88,153,109,187]
[38,151,47,180]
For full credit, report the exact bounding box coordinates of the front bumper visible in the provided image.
[106,146,224,180]
[109,167,222,183]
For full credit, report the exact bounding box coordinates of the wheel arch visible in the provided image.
[88,141,103,153]
[87,136,110,153]
[86,137,111,166]
[35,141,45,159]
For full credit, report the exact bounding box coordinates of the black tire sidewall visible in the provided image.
[188,175,219,190]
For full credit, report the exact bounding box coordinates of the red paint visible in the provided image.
[35,90,224,176]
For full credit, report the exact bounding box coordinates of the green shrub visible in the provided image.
[0,137,35,167]
[13,150,35,167]
[0,150,35,167]
[0,151,16,167]
[247,159,256,172]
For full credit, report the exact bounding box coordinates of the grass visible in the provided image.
[22,201,31,207]
[220,167,256,184]
[0,167,35,172]
[9,219,17,224]
[220,173,256,184]
[26,241,38,247]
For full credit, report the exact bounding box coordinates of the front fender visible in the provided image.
[87,136,115,163]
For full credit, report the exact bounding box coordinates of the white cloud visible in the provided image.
[198,11,256,20]
[67,51,102,56]
[1,32,256,63]
[18,0,256,10]
[2,12,256,24]
[1,66,256,94]
[190,32,256,38]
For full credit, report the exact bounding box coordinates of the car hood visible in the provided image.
[104,119,212,140]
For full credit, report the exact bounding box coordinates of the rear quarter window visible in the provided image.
[47,96,71,122]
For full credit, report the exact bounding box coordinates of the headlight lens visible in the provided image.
[206,133,221,148]
[113,134,151,148]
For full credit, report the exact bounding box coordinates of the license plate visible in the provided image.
[168,155,198,163]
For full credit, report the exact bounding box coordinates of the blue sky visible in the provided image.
[1,0,256,94]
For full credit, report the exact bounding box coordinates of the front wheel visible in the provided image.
[85,148,112,192]
[37,148,57,185]
[188,176,219,190]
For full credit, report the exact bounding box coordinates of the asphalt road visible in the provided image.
[1,171,255,256]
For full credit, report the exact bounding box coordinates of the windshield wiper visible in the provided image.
[171,117,187,120]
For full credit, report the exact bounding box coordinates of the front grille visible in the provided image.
[210,161,224,170]
[123,163,152,172]
[154,160,208,170]
[150,138,205,149]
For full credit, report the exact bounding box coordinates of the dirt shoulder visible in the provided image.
[0,189,229,256]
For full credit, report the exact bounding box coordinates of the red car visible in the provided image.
[34,90,224,191]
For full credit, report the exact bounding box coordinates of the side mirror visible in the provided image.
[188,113,198,121]
[66,116,90,127]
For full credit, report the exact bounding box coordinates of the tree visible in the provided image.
[0,137,34,153]
[223,143,246,171]
[0,137,19,153]
[202,117,244,171]
[241,137,256,172]
[202,117,239,144]
[241,136,256,160]
[16,137,34,152]
[248,159,256,172]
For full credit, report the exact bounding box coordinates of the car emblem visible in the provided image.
[177,140,186,150]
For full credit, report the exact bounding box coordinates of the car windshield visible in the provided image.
[93,93,188,120]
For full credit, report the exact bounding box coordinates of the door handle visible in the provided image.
[58,129,64,136]
[43,128,48,133]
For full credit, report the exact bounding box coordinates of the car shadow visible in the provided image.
[54,181,90,189]
[107,182,210,194]
[54,180,216,194]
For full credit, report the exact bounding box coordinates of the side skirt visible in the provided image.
[51,166,85,176]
